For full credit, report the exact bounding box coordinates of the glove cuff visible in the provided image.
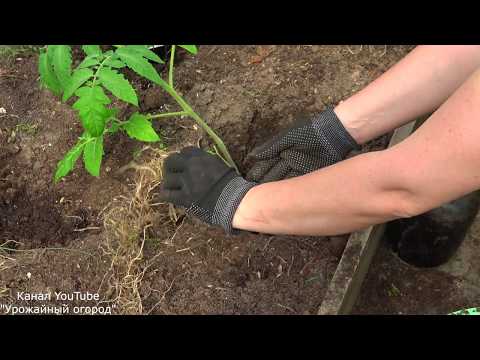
[312,107,360,157]
[212,177,257,233]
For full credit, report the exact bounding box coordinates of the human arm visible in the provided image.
[336,45,480,144]
[248,45,480,183]
[233,68,480,235]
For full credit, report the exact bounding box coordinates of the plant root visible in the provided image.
[99,148,176,314]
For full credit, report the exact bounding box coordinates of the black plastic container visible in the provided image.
[385,191,480,268]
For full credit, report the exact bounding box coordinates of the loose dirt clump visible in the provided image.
[0,130,78,247]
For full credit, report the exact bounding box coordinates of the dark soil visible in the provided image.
[141,218,344,314]
[1,45,445,315]
[353,240,473,314]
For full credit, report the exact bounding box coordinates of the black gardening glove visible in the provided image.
[246,107,360,182]
[161,147,256,233]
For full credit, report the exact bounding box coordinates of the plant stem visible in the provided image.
[159,81,238,173]
[148,111,188,119]
[169,45,176,87]
[213,144,231,167]
[151,46,238,173]
[91,54,112,87]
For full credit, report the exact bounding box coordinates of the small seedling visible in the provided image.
[38,45,237,182]
[387,283,402,297]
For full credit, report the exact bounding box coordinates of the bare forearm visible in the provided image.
[233,68,480,236]
[232,151,407,236]
[336,45,480,144]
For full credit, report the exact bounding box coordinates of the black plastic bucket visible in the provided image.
[385,191,480,268]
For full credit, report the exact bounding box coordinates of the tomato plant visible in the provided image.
[38,45,237,182]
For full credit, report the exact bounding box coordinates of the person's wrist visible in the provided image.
[231,185,258,231]
[210,176,256,233]
[333,101,367,145]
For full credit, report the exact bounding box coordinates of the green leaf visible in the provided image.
[82,45,102,57]
[97,67,138,106]
[103,58,125,68]
[178,45,198,55]
[52,45,72,89]
[126,45,164,63]
[105,107,120,118]
[73,86,111,136]
[123,112,160,142]
[83,135,104,177]
[75,85,111,104]
[54,138,86,183]
[78,55,100,69]
[102,52,126,68]
[116,47,163,85]
[62,68,94,102]
[105,109,120,134]
[38,52,62,96]
[47,45,58,65]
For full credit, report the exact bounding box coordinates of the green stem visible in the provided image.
[148,111,188,119]
[112,118,128,125]
[169,45,176,87]
[161,82,239,173]
[91,54,112,87]
[213,144,231,167]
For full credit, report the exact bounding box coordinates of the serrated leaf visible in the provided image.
[103,58,125,68]
[82,45,102,57]
[98,67,138,106]
[76,104,109,137]
[75,85,111,104]
[102,52,125,68]
[126,45,164,63]
[54,139,85,183]
[78,55,100,69]
[123,112,160,142]
[83,135,104,177]
[73,86,111,136]
[62,68,94,102]
[178,45,198,55]
[38,52,62,96]
[116,47,163,85]
[52,45,72,89]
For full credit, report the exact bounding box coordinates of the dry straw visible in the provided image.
[99,148,176,314]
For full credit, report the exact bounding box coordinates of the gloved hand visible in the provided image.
[246,107,360,182]
[161,147,256,233]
